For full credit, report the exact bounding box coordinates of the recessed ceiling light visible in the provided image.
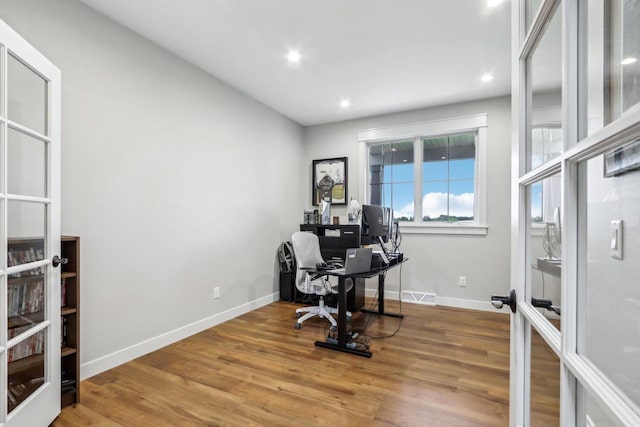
[287,50,301,64]
[339,99,351,108]
[403,159,408,162]
[622,57,637,65]
[487,0,504,7]
[481,74,494,82]
[441,156,447,160]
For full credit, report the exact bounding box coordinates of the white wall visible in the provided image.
[0,0,305,378]
[582,154,640,407]
[303,96,512,308]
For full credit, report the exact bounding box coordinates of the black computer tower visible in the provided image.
[279,271,295,302]
[347,277,365,312]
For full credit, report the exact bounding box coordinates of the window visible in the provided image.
[359,114,487,235]
[368,141,415,221]
[422,133,476,222]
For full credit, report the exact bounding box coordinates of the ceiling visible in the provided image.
[78,0,512,126]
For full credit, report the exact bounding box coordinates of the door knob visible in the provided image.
[490,289,517,313]
[531,297,561,315]
[52,255,68,268]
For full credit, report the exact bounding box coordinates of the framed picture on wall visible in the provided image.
[312,157,348,206]
[604,139,640,177]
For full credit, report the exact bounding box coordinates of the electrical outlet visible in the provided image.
[459,276,467,287]
[213,286,220,299]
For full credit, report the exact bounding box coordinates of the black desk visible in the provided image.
[297,224,365,311]
[299,224,360,262]
[314,256,407,358]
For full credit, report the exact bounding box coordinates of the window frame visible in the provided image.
[358,114,488,236]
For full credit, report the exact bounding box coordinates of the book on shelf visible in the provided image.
[8,376,44,409]
[61,278,67,307]
[61,377,76,394]
[7,326,45,362]
[8,278,44,316]
[8,247,45,270]
[61,317,67,346]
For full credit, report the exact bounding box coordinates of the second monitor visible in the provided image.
[360,204,392,246]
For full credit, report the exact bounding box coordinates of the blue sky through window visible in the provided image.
[530,181,543,221]
[369,134,477,221]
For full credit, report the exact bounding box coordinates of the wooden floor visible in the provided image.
[51,299,554,426]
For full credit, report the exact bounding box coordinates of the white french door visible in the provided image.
[510,0,640,425]
[0,18,61,426]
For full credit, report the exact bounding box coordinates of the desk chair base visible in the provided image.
[295,299,352,330]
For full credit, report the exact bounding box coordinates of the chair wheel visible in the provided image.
[294,322,301,329]
[296,312,302,318]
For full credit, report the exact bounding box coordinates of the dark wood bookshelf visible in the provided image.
[60,236,80,408]
[7,274,45,285]
[8,353,44,376]
[7,237,45,246]
[8,311,44,329]
[61,346,76,357]
[7,236,47,397]
[60,307,77,316]
[6,236,80,410]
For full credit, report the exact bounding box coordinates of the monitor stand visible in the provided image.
[376,236,390,264]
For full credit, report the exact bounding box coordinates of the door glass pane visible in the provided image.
[531,126,563,169]
[8,127,47,197]
[8,266,46,336]
[577,384,625,427]
[529,6,563,170]
[580,0,640,138]
[7,202,46,267]
[530,327,560,426]
[7,53,47,135]
[528,173,562,331]
[369,141,414,221]
[7,329,46,413]
[577,150,640,407]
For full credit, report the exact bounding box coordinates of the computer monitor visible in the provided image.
[361,204,391,246]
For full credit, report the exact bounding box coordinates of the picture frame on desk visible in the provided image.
[312,157,347,206]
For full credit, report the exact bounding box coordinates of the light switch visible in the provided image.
[611,220,623,260]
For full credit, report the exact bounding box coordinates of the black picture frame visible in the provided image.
[312,157,348,206]
[603,139,640,178]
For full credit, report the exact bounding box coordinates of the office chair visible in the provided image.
[290,231,352,330]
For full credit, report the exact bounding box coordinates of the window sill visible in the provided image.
[398,223,488,236]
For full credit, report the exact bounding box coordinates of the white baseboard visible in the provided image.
[435,296,509,313]
[80,292,280,381]
[365,288,509,313]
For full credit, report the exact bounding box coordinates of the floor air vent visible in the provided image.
[401,291,436,305]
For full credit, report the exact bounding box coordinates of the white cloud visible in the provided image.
[394,202,415,219]
[394,192,474,219]
[424,192,474,218]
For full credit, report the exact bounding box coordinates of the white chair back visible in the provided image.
[291,231,329,295]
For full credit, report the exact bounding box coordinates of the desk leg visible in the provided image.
[360,273,404,319]
[315,276,372,358]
